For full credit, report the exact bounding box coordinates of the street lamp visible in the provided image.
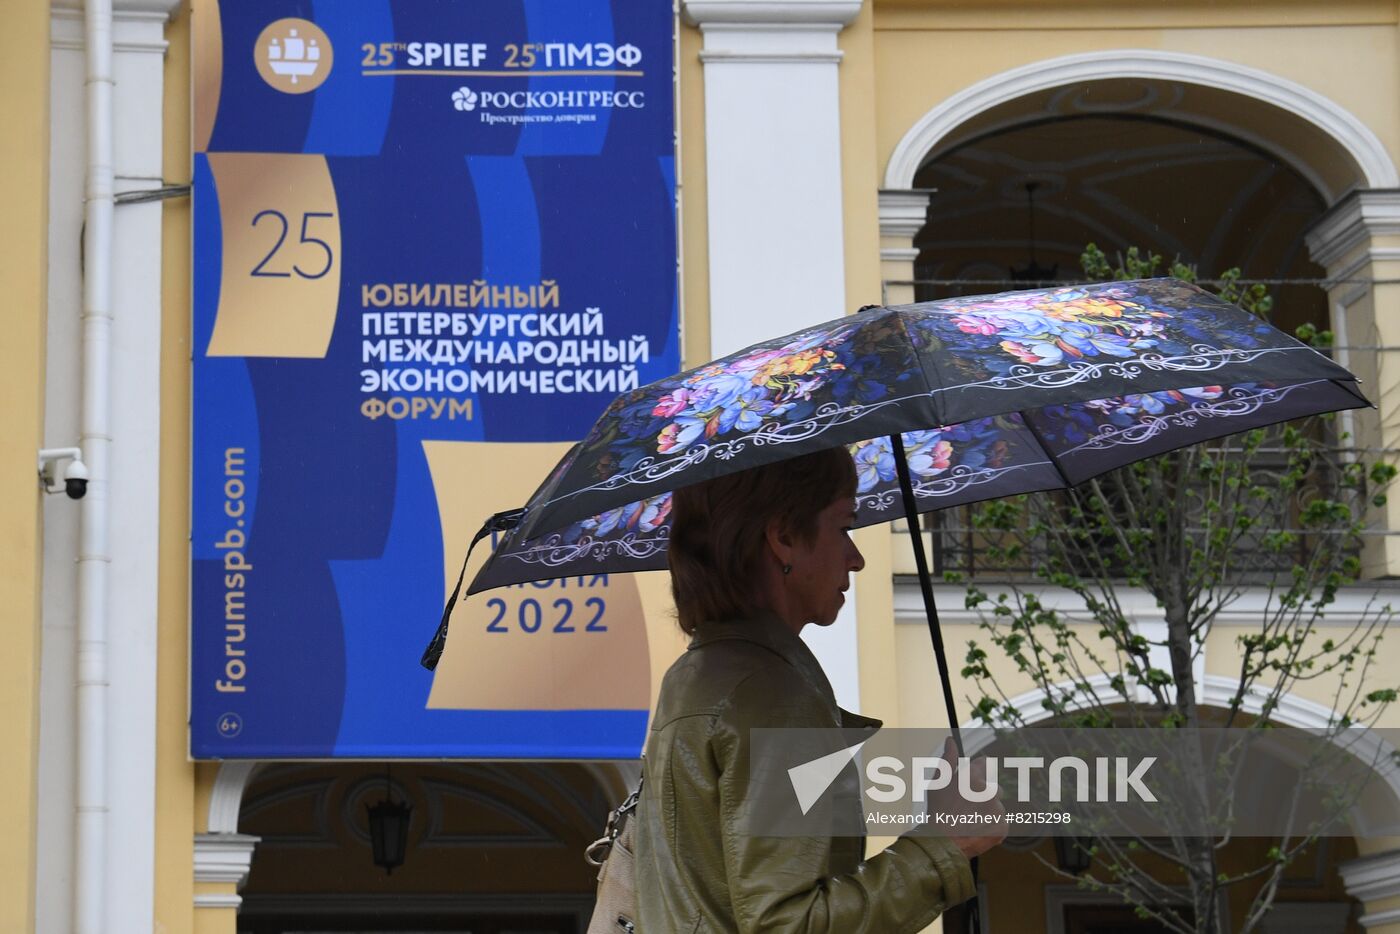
[1053,834,1095,874]
[367,766,412,875]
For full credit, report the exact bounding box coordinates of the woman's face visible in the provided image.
[788,495,865,628]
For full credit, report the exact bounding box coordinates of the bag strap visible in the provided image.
[585,773,644,866]
[419,507,527,671]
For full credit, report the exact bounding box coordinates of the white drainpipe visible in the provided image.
[76,0,114,930]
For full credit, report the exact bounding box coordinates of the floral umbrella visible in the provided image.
[421,279,1368,738]
[502,279,1364,542]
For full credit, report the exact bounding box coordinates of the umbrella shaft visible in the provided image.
[888,434,966,755]
[891,435,982,932]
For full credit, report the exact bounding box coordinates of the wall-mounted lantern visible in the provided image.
[366,766,412,875]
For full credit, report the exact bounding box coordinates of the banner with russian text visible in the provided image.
[190,0,681,758]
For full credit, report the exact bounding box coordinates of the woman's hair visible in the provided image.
[668,447,858,634]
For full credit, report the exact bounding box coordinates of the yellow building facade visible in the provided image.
[6,1,1400,932]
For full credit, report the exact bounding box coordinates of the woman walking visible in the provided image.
[634,446,1005,932]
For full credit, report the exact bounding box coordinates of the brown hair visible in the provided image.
[668,447,858,634]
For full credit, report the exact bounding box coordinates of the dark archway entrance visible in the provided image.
[909,79,1332,341]
[235,762,611,934]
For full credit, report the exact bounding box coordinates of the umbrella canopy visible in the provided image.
[466,279,1366,594]
[510,278,1365,545]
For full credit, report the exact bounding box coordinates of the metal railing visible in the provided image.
[891,421,1400,584]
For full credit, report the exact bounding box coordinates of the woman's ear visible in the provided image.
[764,516,795,567]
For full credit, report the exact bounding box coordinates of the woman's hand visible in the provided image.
[925,737,1008,860]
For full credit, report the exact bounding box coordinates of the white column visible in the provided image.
[682,0,864,710]
[878,188,934,306]
[685,0,861,355]
[41,3,178,932]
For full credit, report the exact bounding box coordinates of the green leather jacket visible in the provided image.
[635,612,974,932]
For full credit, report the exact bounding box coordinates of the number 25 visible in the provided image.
[250,210,335,280]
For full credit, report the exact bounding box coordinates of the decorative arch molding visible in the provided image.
[195,761,265,909]
[883,49,1399,199]
[208,760,265,834]
[962,674,1400,835]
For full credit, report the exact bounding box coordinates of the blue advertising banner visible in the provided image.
[191,0,679,758]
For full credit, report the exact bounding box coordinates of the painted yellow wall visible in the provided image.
[155,5,197,933]
[0,1,50,928]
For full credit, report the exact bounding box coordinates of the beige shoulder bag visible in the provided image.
[584,776,642,933]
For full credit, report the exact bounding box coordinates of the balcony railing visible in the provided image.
[890,442,1382,585]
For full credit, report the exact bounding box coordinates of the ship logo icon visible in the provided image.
[269,30,321,83]
[255,18,334,95]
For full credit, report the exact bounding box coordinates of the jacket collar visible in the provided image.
[689,612,882,730]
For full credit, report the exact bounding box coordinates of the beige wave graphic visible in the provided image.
[205,153,341,358]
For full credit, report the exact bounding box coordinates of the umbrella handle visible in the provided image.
[419,507,526,671]
[888,433,965,751]
[889,435,983,929]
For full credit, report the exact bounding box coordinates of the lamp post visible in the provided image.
[367,765,412,875]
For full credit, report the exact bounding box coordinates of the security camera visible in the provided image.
[38,447,88,500]
[63,459,89,500]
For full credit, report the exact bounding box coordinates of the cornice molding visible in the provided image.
[1358,907,1400,929]
[878,189,936,240]
[1340,849,1400,904]
[878,189,934,264]
[881,248,920,263]
[52,0,181,12]
[1305,189,1400,271]
[685,0,860,61]
[193,833,260,909]
[193,833,260,884]
[698,49,844,64]
[50,6,173,54]
[682,0,862,27]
